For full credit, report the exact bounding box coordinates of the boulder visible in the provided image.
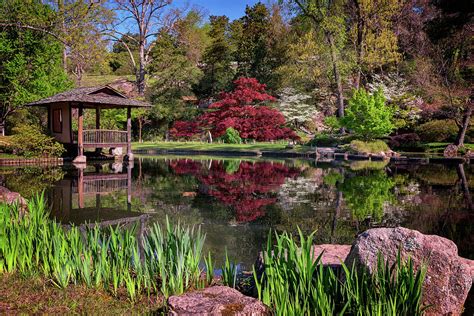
[168,286,269,315]
[345,227,472,316]
[0,186,26,207]
[311,244,351,269]
[444,144,458,158]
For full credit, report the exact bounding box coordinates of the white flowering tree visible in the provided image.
[275,88,317,131]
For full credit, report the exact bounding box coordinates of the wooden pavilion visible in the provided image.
[26,85,151,163]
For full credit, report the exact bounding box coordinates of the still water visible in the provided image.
[1,156,472,268]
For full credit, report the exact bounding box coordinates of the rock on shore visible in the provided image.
[168,286,269,315]
[345,227,472,316]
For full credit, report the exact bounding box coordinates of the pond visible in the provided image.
[1,156,472,269]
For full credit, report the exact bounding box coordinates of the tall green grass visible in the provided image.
[0,195,206,303]
[254,229,428,315]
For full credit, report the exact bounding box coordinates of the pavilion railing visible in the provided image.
[73,129,128,145]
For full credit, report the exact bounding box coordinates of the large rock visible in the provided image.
[0,186,26,207]
[345,227,472,316]
[444,144,458,158]
[311,244,351,268]
[168,286,269,315]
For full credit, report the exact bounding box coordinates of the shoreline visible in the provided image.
[133,148,470,164]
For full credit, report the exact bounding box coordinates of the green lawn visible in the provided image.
[423,142,474,153]
[81,74,135,87]
[132,141,312,153]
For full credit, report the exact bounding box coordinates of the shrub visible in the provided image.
[9,125,65,158]
[415,119,470,143]
[388,133,422,150]
[219,127,241,144]
[340,88,395,140]
[348,140,390,154]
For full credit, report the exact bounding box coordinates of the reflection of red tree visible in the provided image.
[169,160,202,175]
[170,160,300,222]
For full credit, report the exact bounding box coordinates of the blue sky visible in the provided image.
[173,0,261,20]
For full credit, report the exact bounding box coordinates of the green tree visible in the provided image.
[197,15,235,97]
[0,0,71,135]
[234,3,272,83]
[284,0,349,119]
[340,88,394,140]
[349,0,401,87]
[147,30,202,138]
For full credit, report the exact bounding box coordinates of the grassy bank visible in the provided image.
[0,273,162,314]
[132,141,311,153]
[0,195,209,310]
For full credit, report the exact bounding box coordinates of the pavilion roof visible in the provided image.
[26,85,151,108]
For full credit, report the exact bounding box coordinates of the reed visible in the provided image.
[254,228,427,315]
[222,248,237,288]
[0,194,206,303]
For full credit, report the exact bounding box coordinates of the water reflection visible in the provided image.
[0,157,472,267]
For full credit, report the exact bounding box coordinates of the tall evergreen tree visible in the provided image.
[196,15,234,97]
[234,3,272,83]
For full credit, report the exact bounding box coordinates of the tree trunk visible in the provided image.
[137,43,146,95]
[58,0,67,71]
[0,123,4,136]
[326,32,344,119]
[138,117,143,143]
[353,0,364,89]
[454,105,472,147]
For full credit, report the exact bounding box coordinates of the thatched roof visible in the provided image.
[26,85,151,108]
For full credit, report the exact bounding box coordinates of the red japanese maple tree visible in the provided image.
[171,78,299,141]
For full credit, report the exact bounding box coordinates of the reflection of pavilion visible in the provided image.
[49,162,148,227]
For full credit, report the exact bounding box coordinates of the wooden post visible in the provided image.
[95,107,100,129]
[126,106,133,160]
[95,107,101,155]
[73,104,86,163]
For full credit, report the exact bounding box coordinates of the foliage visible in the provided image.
[169,121,201,141]
[254,229,426,315]
[348,140,390,155]
[388,133,422,150]
[341,170,394,221]
[234,3,272,84]
[415,119,470,143]
[0,196,206,301]
[7,125,65,158]
[0,0,71,133]
[196,15,235,97]
[219,127,242,144]
[171,78,299,141]
[341,89,395,140]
